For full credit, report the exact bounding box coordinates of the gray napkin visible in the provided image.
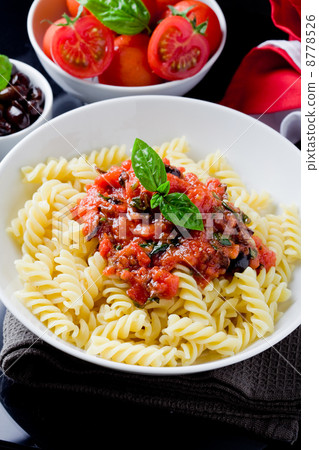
[0,311,300,444]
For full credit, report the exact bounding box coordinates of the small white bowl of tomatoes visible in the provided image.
[27,0,226,103]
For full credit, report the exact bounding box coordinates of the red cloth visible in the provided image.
[220,0,301,115]
[270,0,301,41]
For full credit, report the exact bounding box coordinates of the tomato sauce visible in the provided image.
[72,158,276,305]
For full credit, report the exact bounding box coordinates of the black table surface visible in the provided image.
[0,1,300,449]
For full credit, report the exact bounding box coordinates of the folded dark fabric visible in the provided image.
[0,311,300,444]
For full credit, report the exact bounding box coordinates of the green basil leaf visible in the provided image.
[249,247,258,259]
[150,193,163,209]
[0,55,12,91]
[132,138,167,192]
[160,193,204,231]
[242,212,251,225]
[130,196,149,211]
[157,180,170,196]
[149,242,169,257]
[213,232,232,246]
[79,0,150,35]
[222,201,237,213]
[98,193,111,201]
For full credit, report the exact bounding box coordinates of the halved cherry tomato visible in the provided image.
[43,18,67,60]
[99,34,162,86]
[164,0,222,54]
[148,15,210,80]
[66,0,90,17]
[51,15,114,78]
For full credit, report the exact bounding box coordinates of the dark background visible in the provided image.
[0,1,300,449]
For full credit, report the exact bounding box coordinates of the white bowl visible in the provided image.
[0,96,300,375]
[27,0,227,103]
[0,59,53,159]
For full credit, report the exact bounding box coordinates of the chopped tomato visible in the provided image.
[163,0,222,55]
[99,235,112,257]
[50,15,114,78]
[99,34,163,87]
[147,15,210,80]
[72,157,276,305]
[252,236,277,271]
[66,0,91,17]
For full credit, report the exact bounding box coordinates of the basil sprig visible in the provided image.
[78,0,150,35]
[0,55,12,91]
[131,138,204,231]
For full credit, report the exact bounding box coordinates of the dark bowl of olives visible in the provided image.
[0,59,53,158]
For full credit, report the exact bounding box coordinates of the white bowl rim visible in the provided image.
[27,0,227,93]
[0,58,53,143]
[0,95,300,376]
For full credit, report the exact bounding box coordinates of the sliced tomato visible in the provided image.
[51,15,114,78]
[148,15,210,80]
[66,0,91,17]
[99,34,162,87]
[163,0,222,55]
[43,18,68,60]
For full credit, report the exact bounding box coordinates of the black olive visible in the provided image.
[26,99,42,117]
[5,103,30,130]
[118,171,129,186]
[15,83,29,98]
[11,72,30,88]
[165,163,182,178]
[228,252,250,274]
[28,86,44,104]
[0,118,13,136]
[0,85,19,102]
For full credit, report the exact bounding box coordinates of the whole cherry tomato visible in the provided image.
[99,34,162,86]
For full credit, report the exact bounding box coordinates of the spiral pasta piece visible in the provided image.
[87,337,178,367]
[173,266,215,325]
[281,205,301,262]
[21,157,72,183]
[234,267,273,337]
[91,309,149,340]
[229,188,272,213]
[81,252,106,309]
[265,214,285,266]
[197,150,228,176]
[22,200,50,257]
[153,136,189,158]
[15,255,61,298]
[54,249,85,315]
[17,285,78,339]
[163,314,238,356]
